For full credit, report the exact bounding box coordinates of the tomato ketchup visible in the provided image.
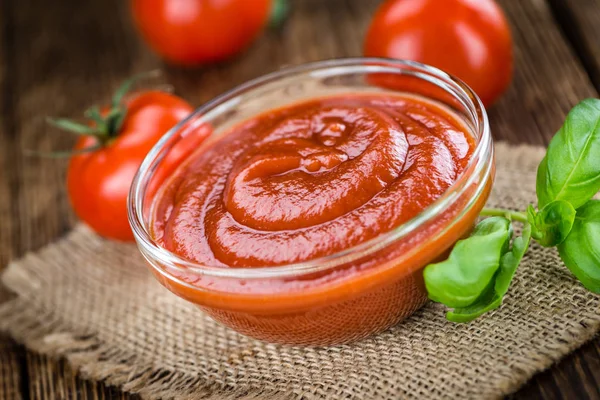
[153,95,473,265]
[146,93,491,345]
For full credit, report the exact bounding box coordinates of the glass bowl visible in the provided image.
[128,58,494,346]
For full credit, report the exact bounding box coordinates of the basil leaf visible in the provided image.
[536,98,600,209]
[424,217,512,309]
[447,224,532,323]
[447,279,497,323]
[557,200,600,293]
[530,200,576,247]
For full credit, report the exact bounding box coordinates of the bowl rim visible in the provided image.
[128,57,492,279]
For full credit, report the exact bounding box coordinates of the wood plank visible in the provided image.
[514,339,600,399]
[4,0,154,397]
[27,354,137,400]
[490,0,597,145]
[0,0,598,398]
[0,0,17,275]
[0,0,26,398]
[546,0,600,91]
[9,0,155,254]
[0,342,23,400]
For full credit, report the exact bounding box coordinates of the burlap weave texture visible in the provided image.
[0,143,599,399]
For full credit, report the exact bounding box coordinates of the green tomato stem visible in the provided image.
[480,208,529,224]
[269,0,289,27]
[37,71,160,158]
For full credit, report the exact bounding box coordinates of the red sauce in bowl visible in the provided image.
[153,95,473,265]
[146,93,491,345]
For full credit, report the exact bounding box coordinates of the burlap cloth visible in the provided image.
[1,143,599,399]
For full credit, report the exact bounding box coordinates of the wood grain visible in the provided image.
[0,0,148,397]
[0,0,17,294]
[491,0,596,145]
[27,354,135,400]
[0,341,23,400]
[0,0,598,398]
[515,340,600,399]
[0,0,25,398]
[546,0,600,91]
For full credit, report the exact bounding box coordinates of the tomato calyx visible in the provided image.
[269,0,289,28]
[46,71,161,155]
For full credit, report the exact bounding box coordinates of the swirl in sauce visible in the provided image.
[152,95,474,267]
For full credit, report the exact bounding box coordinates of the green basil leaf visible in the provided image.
[447,224,532,323]
[532,200,576,247]
[446,279,497,323]
[424,217,512,309]
[557,200,600,293]
[536,99,600,209]
[494,224,532,294]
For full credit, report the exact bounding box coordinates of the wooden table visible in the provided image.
[1,0,599,398]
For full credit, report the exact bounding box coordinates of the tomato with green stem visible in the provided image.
[49,74,193,241]
[364,0,513,107]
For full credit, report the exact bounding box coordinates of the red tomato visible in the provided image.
[130,0,272,66]
[364,0,513,107]
[66,90,193,241]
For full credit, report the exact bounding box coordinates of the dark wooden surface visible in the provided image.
[0,0,599,398]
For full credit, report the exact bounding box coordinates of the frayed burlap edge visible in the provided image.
[0,295,295,400]
[1,284,598,400]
